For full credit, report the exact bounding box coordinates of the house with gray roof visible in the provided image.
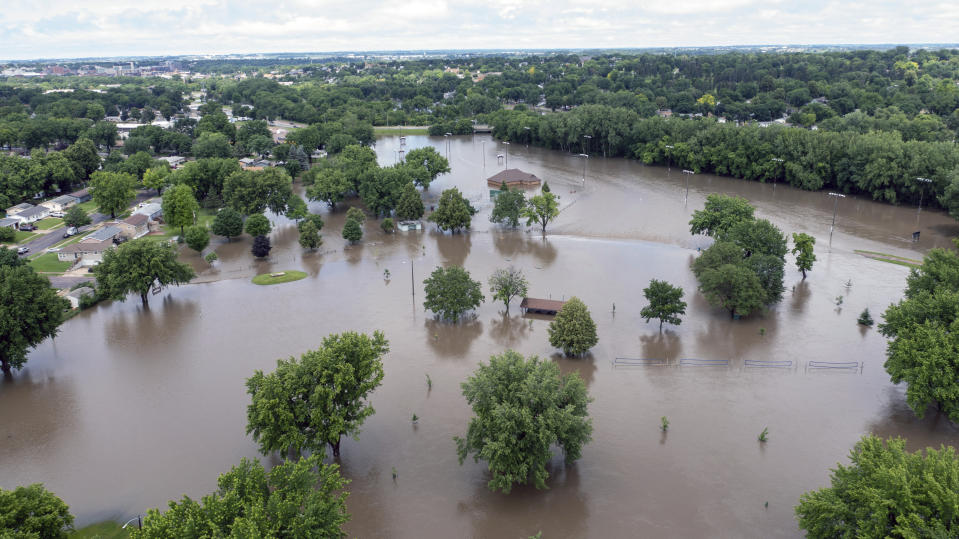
[0,217,18,229]
[65,287,95,309]
[15,205,51,223]
[133,203,162,221]
[40,194,79,212]
[5,202,34,216]
[57,240,114,266]
[81,226,121,243]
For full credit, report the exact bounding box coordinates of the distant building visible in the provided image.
[69,188,92,203]
[0,217,19,229]
[64,287,95,309]
[5,202,34,216]
[82,226,122,243]
[57,240,114,267]
[486,169,543,189]
[40,195,79,213]
[133,203,163,221]
[159,156,186,168]
[14,205,51,223]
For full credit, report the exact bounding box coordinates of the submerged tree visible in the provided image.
[342,217,363,244]
[246,331,388,458]
[429,188,475,233]
[93,240,195,307]
[395,182,425,221]
[251,235,272,258]
[132,456,350,538]
[299,219,322,250]
[640,279,687,331]
[522,189,560,235]
[455,350,592,493]
[423,266,484,322]
[0,266,68,376]
[548,297,598,356]
[796,436,959,538]
[490,182,526,228]
[488,267,529,313]
[211,207,243,241]
[792,232,817,279]
[688,193,755,238]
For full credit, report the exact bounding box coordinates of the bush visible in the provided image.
[205,252,218,264]
[0,227,14,242]
[858,308,874,326]
[548,297,598,356]
[381,217,395,233]
[252,235,272,257]
[342,218,362,244]
[184,225,210,253]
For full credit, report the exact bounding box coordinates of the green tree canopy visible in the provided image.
[246,331,388,457]
[488,267,529,313]
[0,266,68,375]
[695,263,766,319]
[726,218,787,258]
[161,183,199,236]
[547,296,598,356]
[640,279,687,331]
[0,483,74,538]
[423,266,485,322]
[490,183,526,228]
[93,240,196,307]
[184,225,209,253]
[142,166,171,196]
[404,146,450,189]
[63,205,91,229]
[792,232,817,279]
[89,170,137,218]
[428,187,475,233]
[192,132,233,159]
[244,213,272,238]
[522,190,560,235]
[298,219,322,250]
[223,168,293,216]
[306,168,351,210]
[455,350,592,493]
[211,207,244,241]
[689,194,755,238]
[395,182,425,221]
[132,456,350,539]
[0,247,24,268]
[796,436,959,538]
[342,217,363,244]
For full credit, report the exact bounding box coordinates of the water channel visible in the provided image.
[2,135,959,537]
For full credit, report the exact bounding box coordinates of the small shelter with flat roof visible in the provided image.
[520,298,566,315]
[487,169,542,189]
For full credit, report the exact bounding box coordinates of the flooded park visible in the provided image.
[3,134,959,537]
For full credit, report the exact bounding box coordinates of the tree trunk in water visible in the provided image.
[730,309,736,319]
[802,269,807,279]
[1,358,10,376]
[659,319,664,332]
[331,438,341,457]
[140,291,149,307]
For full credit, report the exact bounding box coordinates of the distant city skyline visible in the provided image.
[1,0,958,61]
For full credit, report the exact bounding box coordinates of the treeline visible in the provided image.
[486,107,959,208]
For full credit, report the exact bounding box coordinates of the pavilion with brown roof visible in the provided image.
[520,298,566,315]
[487,168,542,189]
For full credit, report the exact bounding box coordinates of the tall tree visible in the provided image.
[161,183,199,236]
[395,182,425,221]
[192,132,233,159]
[455,350,592,493]
[689,194,755,238]
[0,266,68,376]
[522,190,560,235]
[696,263,766,319]
[640,279,687,331]
[490,182,526,228]
[211,207,243,241]
[89,170,137,218]
[342,217,363,244]
[423,266,485,322]
[488,267,529,313]
[548,297,598,356]
[132,456,350,539]
[63,206,91,229]
[306,168,351,210]
[792,232,817,279]
[184,225,209,253]
[142,166,171,196]
[404,146,450,189]
[796,436,959,538]
[298,219,322,250]
[0,484,74,538]
[62,137,101,180]
[223,168,293,216]
[244,213,272,238]
[246,331,389,457]
[93,240,196,307]
[428,187,475,233]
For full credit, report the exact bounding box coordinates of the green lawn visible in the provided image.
[854,249,922,269]
[28,252,73,273]
[0,230,38,244]
[374,127,429,136]
[36,217,64,230]
[196,209,216,228]
[252,270,307,285]
[70,520,130,539]
[76,200,98,213]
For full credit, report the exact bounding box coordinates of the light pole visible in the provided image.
[578,153,588,183]
[915,177,932,213]
[828,192,846,246]
[444,132,451,160]
[771,158,783,185]
[503,141,510,170]
[582,134,592,155]
[122,516,142,530]
[481,140,486,168]
[665,144,673,172]
[523,126,531,150]
[682,169,694,204]
[402,259,415,302]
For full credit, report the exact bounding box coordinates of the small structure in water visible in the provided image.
[397,221,423,231]
[487,169,543,189]
[520,297,566,315]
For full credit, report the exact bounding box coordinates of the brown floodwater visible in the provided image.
[3,135,959,537]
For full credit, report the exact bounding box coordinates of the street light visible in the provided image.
[121,516,142,530]
[444,133,452,160]
[915,177,933,212]
[578,153,589,183]
[523,126,531,149]
[582,134,592,155]
[481,140,486,168]
[771,158,784,185]
[682,169,694,204]
[503,141,510,170]
[665,144,674,172]
[828,192,846,246]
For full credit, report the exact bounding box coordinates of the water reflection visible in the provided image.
[424,318,483,359]
[492,231,558,267]
[488,313,532,347]
[553,354,597,388]
[0,376,77,459]
[790,280,812,313]
[639,330,683,361]
[433,231,471,268]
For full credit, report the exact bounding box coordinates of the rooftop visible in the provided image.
[486,169,543,188]
[123,213,149,226]
[84,226,121,242]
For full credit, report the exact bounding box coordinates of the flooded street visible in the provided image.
[3,135,959,537]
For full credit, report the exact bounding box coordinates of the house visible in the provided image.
[81,226,121,243]
[69,188,92,203]
[5,202,34,216]
[118,214,150,239]
[486,169,543,189]
[15,205,50,224]
[40,194,79,213]
[159,156,186,168]
[56,240,114,266]
[133,203,162,221]
[65,287,95,309]
[657,109,673,118]
[0,217,19,229]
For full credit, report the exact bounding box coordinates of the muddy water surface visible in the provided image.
[2,135,958,538]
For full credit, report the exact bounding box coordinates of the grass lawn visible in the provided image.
[28,252,73,273]
[76,200,98,213]
[252,270,307,285]
[70,520,130,538]
[36,217,64,230]
[50,233,87,250]
[196,208,216,228]
[374,127,429,135]
[854,249,922,269]
[0,230,38,244]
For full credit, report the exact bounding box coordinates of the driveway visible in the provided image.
[18,211,108,257]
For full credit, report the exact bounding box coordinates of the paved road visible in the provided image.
[18,212,108,257]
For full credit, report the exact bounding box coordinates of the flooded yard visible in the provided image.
[2,135,958,537]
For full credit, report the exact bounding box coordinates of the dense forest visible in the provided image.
[2,47,959,215]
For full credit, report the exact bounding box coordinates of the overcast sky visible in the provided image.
[2,1,958,60]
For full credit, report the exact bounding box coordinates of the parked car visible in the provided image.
[17,246,29,255]
[63,226,78,238]
[49,211,64,218]
[18,223,36,231]
[112,235,127,245]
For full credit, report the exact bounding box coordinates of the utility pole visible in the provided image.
[828,192,846,246]
[503,141,510,170]
[665,144,673,172]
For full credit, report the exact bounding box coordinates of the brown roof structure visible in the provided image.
[123,213,149,226]
[520,298,566,315]
[487,169,542,189]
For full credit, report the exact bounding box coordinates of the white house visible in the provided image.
[14,205,50,224]
[65,287,95,309]
[133,203,163,221]
[5,202,34,216]
[159,156,186,168]
[40,194,79,213]
[57,240,114,266]
[0,217,18,229]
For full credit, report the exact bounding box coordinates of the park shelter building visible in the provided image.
[486,169,543,189]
